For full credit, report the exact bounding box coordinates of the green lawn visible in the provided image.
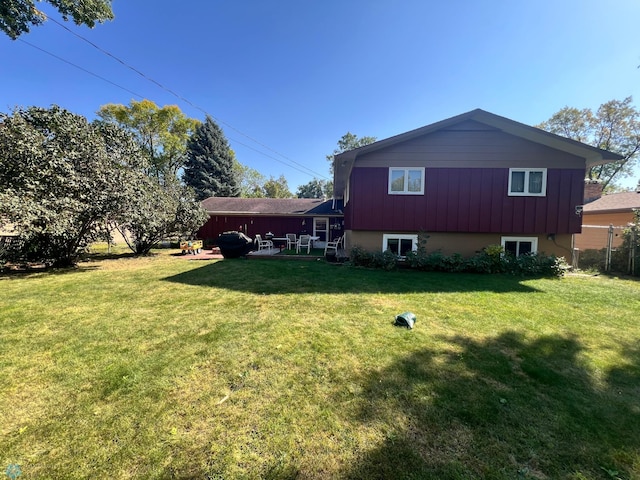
[1,251,639,479]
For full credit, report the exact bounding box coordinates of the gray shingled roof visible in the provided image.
[201,197,342,216]
[583,192,640,213]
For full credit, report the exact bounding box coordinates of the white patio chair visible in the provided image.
[286,233,297,250]
[255,234,273,250]
[296,234,311,254]
[324,236,343,256]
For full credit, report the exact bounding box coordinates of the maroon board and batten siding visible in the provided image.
[198,216,344,245]
[343,123,588,235]
[198,216,317,246]
[345,167,584,234]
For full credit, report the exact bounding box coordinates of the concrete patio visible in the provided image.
[176,246,347,261]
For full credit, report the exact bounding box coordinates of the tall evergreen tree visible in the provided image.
[183,116,239,200]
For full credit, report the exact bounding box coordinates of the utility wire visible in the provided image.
[18,32,326,178]
[227,136,328,178]
[21,38,320,182]
[48,17,331,182]
[48,17,192,107]
[18,39,144,99]
[18,38,325,181]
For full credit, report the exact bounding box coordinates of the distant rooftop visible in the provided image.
[583,191,640,213]
[201,197,342,216]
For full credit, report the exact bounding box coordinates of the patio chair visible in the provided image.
[324,235,343,256]
[255,234,274,251]
[286,233,297,250]
[296,234,311,254]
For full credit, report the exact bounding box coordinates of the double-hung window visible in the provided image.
[508,168,547,196]
[501,236,538,257]
[389,167,425,195]
[383,234,418,257]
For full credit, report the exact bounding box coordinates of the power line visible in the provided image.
[47,17,331,182]
[228,137,328,179]
[19,40,324,182]
[48,18,194,108]
[18,38,327,182]
[17,39,144,99]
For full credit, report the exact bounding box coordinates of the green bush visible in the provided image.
[576,247,631,274]
[504,252,569,277]
[349,246,398,271]
[350,243,569,277]
[576,248,607,271]
[405,250,467,272]
[0,237,25,265]
[618,221,639,276]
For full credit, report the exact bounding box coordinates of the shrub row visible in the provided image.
[348,244,569,277]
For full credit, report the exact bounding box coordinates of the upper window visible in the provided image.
[508,168,547,197]
[389,167,425,195]
[383,234,418,257]
[501,236,538,257]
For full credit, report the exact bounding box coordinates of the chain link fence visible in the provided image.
[572,225,639,275]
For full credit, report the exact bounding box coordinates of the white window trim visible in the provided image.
[382,234,418,257]
[508,168,547,197]
[388,167,425,195]
[501,236,538,256]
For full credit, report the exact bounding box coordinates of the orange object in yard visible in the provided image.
[179,239,203,255]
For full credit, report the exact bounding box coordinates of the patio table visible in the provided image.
[272,237,288,251]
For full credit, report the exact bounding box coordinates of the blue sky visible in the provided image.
[2,0,640,191]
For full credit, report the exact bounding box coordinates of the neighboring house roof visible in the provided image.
[583,191,640,214]
[333,108,623,196]
[201,197,343,216]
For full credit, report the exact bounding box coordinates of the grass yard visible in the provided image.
[1,251,639,479]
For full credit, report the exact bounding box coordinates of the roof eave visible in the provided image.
[455,110,623,167]
[332,109,624,197]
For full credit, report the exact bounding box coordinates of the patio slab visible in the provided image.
[175,248,223,260]
[247,248,281,256]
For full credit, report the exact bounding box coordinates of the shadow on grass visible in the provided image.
[162,259,543,294]
[0,252,153,278]
[0,264,101,278]
[341,331,640,480]
[83,251,139,261]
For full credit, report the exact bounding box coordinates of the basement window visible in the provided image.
[501,236,538,256]
[383,234,418,257]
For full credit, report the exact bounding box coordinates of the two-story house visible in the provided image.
[333,109,622,258]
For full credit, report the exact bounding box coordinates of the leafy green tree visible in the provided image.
[537,97,640,191]
[0,105,207,263]
[263,175,293,198]
[234,161,267,198]
[326,132,377,173]
[0,105,140,266]
[183,116,239,200]
[296,178,332,199]
[115,177,208,254]
[97,100,207,253]
[97,99,199,183]
[1,0,114,39]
